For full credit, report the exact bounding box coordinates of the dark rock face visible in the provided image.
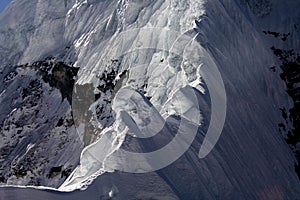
[30,59,79,103]
[71,59,123,145]
[48,166,62,178]
[270,46,300,178]
[263,31,290,41]
[0,59,82,187]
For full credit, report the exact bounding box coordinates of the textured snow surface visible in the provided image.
[0,0,300,199]
[0,60,82,187]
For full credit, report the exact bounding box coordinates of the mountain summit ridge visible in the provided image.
[0,0,299,199]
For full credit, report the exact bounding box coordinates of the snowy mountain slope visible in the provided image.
[0,59,82,187]
[0,0,76,67]
[0,0,299,199]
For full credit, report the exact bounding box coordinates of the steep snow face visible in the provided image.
[0,59,82,187]
[0,0,72,66]
[0,0,300,199]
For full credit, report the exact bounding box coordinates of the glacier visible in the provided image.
[0,0,300,199]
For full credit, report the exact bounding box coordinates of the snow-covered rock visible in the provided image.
[0,0,299,199]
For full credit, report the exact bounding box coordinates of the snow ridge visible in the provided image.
[0,0,300,199]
